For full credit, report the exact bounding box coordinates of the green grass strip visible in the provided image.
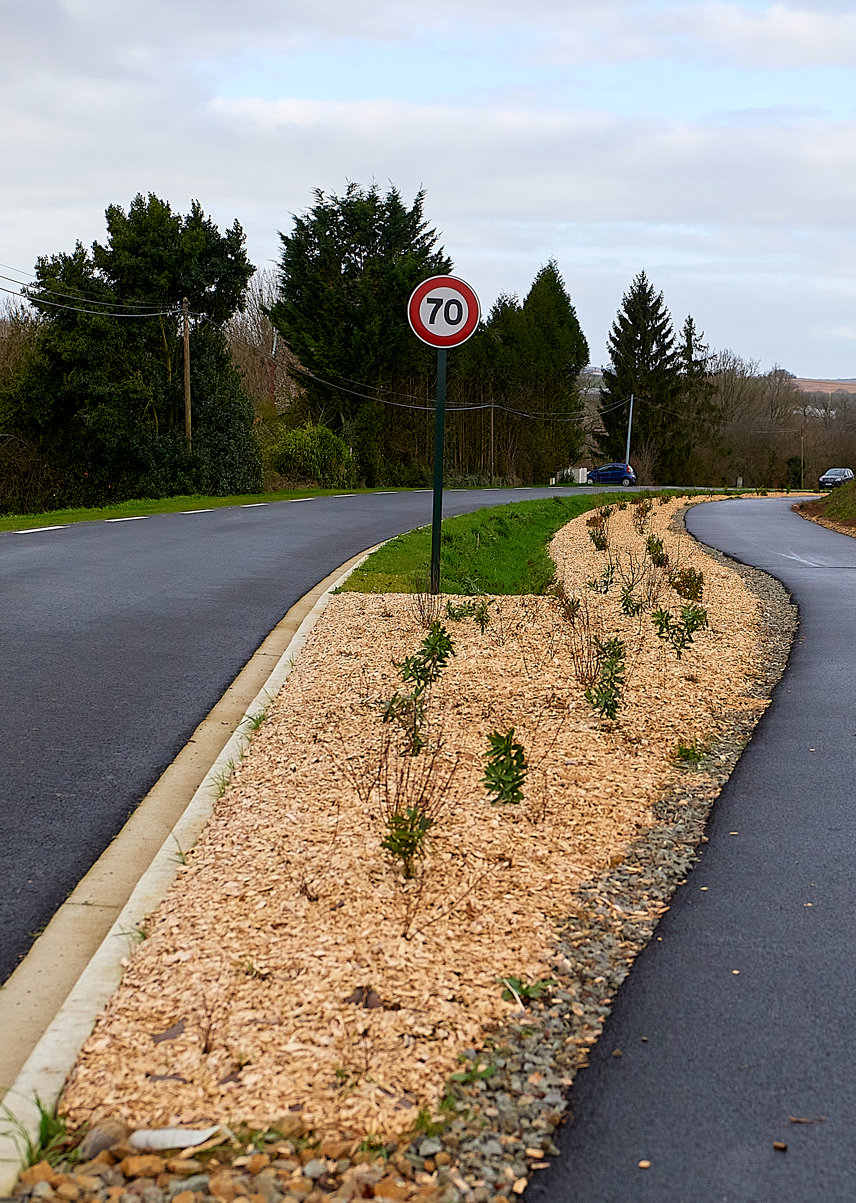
[342,493,633,596]
[816,478,856,522]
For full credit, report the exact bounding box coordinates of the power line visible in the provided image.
[0,273,172,313]
[0,283,176,320]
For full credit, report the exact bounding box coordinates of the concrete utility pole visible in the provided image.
[182,298,192,453]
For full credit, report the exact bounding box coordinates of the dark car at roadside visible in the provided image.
[587,462,637,487]
[818,467,854,489]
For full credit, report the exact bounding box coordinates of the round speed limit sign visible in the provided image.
[407,275,480,348]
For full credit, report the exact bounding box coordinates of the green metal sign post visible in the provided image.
[407,276,480,595]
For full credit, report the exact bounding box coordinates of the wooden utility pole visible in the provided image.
[182,298,192,453]
[490,398,495,486]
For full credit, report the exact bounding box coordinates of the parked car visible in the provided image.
[587,462,637,487]
[818,467,854,489]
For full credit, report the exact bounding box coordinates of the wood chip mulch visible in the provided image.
[60,496,773,1144]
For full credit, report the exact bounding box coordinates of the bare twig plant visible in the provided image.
[406,568,444,629]
[364,728,460,882]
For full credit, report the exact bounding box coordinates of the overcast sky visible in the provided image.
[2,0,855,376]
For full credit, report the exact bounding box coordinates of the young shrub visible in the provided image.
[381,807,434,879]
[397,621,456,688]
[376,738,459,878]
[645,534,670,568]
[381,689,428,756]
[482,729,528,805]
[670,566,705,603]
[651,606,708,659]
[620,586,645,616]
[632,498,654,533]
[587,565,615,594]
[585,637,625,720]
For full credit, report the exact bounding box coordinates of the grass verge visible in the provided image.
[341,493,632,595]
[794,478,856,527]
[816,478,856,522]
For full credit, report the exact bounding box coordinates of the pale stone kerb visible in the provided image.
[0,541,383,1195]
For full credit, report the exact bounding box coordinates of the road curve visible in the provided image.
[529,497,856,1203]
[0,487,571,984]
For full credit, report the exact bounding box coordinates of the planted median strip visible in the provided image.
[6,493,794,1203]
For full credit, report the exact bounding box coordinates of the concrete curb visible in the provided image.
[0,546,379,1190]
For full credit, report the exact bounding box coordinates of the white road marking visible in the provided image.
[331,493,356,497]
[105,516,149,522]
[179,509,214,514]
[240,503,268,507]
[14,526,68,534]
[373,491,398,494]
[778,552,821,567]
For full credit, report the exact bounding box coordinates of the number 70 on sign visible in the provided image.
[407,275,480,348]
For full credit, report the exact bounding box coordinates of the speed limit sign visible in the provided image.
[407,275,480,348]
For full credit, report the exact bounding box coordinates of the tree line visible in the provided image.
[2,183,853,514]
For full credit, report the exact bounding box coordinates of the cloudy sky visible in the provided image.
[2,0,855,376]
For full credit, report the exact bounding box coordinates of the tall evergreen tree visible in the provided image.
[269,183,452,484]
[597,271,683,481]
[452,262,588,482]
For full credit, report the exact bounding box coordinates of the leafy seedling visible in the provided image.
[499,975,558,1004]
[482,729,527,805]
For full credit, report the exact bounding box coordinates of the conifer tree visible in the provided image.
[597,271,683,481]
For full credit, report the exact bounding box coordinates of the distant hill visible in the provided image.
[794,378,856,394]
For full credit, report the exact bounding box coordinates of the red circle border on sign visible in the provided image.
[407,275,481,348]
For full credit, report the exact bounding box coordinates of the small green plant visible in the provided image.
[617,500,628,511]
[588,527,608,551]
[383,622,456,755]
[620,587,645,616]
[211,758,236,799]
[0,1096,69,1167]
[445,598,491,632]
[586,565,615,594]
[381,806,434,879]
[645,534,670,568]
[242,707,268,733]
[381,688,427,756]
[413,1108,447,1137]
[550,581,581,624]
[170,834,187,865]
[472,598,491,633]
[499,975,558,1004]
[652,605,709,659]
[397,621,456,688]
[675,738,707,763]
[669,566,704,603]
[585,637,625,719]
[482,729,528,805]
[358,1136,387,1158]
[632,498,654,533]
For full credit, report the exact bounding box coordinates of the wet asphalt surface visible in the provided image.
[529,498,856,1203]
[0,486,562,984]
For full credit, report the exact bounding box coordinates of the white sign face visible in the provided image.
[407,275,480,348]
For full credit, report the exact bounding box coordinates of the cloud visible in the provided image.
[3,1,856,375]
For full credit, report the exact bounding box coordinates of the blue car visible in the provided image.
[587,462,637,487]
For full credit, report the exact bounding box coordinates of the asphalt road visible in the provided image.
[0,486,564,984]
[529,497,856,1203]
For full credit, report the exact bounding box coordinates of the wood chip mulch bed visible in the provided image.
[49,496,796,1203]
